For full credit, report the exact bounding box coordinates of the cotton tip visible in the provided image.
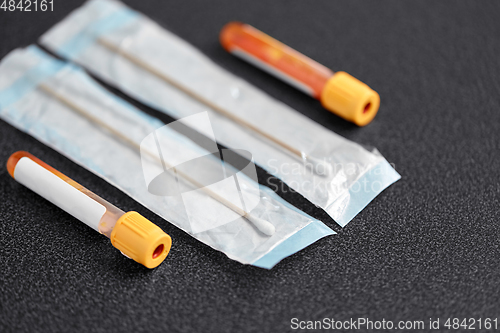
[306,156,332,177]
[245,214,275,236]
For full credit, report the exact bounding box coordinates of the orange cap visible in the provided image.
[320,71,380,126]
[111,211,172,268]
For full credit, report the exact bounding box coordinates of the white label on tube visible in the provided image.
[14,157,106,231]
[231,47,315,97]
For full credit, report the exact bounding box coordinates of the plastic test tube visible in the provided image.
[7,151,172,268]
[220,22,380,126]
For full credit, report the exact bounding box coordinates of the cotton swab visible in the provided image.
[38,83,276,236]
[97,37,331,177]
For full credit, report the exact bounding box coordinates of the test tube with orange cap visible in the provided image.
[7,151,172,268]
[220,22,380,126]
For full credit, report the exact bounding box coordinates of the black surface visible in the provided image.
[1,1,500,332]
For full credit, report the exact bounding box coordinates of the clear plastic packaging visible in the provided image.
[40,0,401,227]
[0,46,335,268]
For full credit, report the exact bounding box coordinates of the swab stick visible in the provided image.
[38,83,276,236]
[97,37,331,177]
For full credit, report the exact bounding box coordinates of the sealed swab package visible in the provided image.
[40,0,401,227]
[0,46,335,268]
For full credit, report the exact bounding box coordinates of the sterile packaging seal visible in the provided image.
[0,46,335,268]
[39,0,401,228]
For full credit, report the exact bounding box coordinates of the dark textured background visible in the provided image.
[1,1,499,332]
